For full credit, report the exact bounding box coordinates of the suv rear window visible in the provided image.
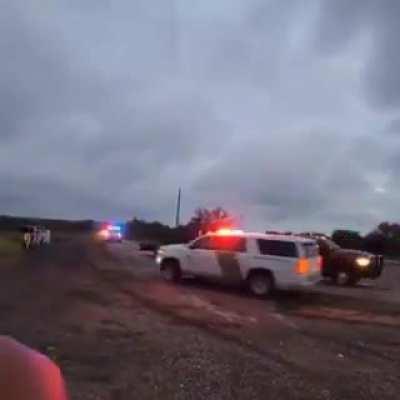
[210,236,247,252]
[301,242,319,258]
[257,239,298,258]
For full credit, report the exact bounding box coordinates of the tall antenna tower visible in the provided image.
[169,0,179,71]
[175,187,181,227]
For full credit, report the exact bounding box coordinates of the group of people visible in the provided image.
[22,225,51,249]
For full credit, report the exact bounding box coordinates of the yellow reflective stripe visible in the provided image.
[216,251,243,283]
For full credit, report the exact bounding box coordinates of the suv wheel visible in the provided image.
[161,260,181,283]
[247,271,273,297]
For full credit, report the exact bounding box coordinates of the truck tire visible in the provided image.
[161,259,181,283]
[334,270,359,286]
[247,271,274,297]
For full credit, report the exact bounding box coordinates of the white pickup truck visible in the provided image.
[156,231,321,296]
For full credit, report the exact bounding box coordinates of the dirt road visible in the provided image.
[0,237,399,399]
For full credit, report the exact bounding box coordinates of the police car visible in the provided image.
[156,230,321,296]
[98,224,123,243]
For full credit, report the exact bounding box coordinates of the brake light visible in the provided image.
[318,256,323,270]
[295,258,310,275]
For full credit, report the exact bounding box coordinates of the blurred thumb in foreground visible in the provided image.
[0,336,68,400]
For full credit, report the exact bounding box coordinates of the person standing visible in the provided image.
[23,226,32,249]
[45,229,51,244]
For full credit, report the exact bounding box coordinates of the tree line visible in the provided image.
[126,207,234,245]
[0,215,95,232]
[332,223,400,257]
[3,211,399,257]
[127,209,400,257]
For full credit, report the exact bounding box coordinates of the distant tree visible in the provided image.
[127,217,195,244]
[126,207,234,245]
[361,222,400,256]
[0,215,95,232]
[371,222,400,256]
[364,229,386,254]
[377,222,400,239]
[188,207,232,235]
[332,230,363,249]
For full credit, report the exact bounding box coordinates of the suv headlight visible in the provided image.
[356,257,371,267]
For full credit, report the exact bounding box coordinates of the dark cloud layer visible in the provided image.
[316,0,400,108]
[1,0,400,232]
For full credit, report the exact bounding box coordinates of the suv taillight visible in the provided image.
[295,258,310,275]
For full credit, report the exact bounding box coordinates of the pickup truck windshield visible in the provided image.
[323,239,341,250]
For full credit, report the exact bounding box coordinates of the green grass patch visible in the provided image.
[0,232,22,256]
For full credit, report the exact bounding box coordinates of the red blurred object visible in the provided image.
[215,228,243,236]
[203,217,236,234]
[318,256,324,270]
[0,336,68,400]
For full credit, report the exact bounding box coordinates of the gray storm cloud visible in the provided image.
[1,0,400,232]
[315,0,400,108]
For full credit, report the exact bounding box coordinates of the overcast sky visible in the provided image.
[1,0,400,233]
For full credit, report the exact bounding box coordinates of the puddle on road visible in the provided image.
[66,288,111,307]
[182,294,258,325]
[135,282,305,330]
[270,313,299,330]
[294,306,400,327]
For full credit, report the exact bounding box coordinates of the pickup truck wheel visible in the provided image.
[349,276,360,286]
[335,271,359,286]
[161,260,181,283]
[247,271,273,297]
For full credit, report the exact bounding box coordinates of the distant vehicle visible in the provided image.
[99,225,123,243]
[156,230,321,297]
[138,241,159,253]
[308,236,384,286]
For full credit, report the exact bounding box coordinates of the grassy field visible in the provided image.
[0,231,21,257]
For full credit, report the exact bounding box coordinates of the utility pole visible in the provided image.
[168,0,182,73]
[175,187,181,227]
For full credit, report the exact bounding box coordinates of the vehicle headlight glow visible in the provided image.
[98,229,109,239]
[356,257,371,267]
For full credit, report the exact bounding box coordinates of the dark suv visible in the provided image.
[315,237,384,286]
